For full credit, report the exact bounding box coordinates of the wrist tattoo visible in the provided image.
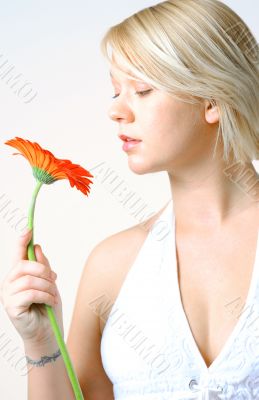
[25,348,61,367]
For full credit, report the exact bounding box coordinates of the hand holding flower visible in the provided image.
[1,229,63,346]
[1,137,94,400]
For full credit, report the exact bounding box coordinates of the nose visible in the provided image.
[108,98,135,123]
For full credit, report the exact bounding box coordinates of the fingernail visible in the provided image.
[20,227,32,237]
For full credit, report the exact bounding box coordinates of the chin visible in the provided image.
[127,158,165,175]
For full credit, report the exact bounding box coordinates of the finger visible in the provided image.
[9,275,57,297]
[7,260,54,284]
[34,245,51,269]
[13,228,33,265]
[14,289,57,309]
[34,245,57,281]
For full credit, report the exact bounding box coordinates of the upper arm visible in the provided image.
[66,238,116,399]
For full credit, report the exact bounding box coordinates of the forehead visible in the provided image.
[109,66,138,82]
[109,52,140,82]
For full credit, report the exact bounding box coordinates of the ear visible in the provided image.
[204,100,219,124]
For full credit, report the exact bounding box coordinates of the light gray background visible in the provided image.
[0,1,258,398]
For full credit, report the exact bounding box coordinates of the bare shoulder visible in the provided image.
[66,202,168,398]
[86,201,168,300]
[88,200,169,273]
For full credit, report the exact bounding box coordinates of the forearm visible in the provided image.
[23,340,77,400]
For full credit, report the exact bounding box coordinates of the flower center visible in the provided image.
[32,167,56,184]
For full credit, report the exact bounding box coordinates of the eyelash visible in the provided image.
[111,89,153,99]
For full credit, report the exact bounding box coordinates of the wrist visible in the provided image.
[23,337,59,357]
[25,348,62,368]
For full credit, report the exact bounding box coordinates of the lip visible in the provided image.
[122,140,141,152]
[118,134,141,142]
[118,134,142,152]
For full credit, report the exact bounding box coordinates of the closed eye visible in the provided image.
[112,89,153,99]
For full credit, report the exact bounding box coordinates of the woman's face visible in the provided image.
[108,58,220,175]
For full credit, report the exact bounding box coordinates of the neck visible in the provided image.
[168,158,258,230]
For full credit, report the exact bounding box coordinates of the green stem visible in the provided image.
[27,179,84,400]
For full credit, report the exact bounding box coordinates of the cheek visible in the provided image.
[144,102,200,147]
[143,103,207,166]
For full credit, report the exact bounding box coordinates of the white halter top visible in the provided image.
[100,198,259,399]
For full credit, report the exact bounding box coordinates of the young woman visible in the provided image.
[1,0,258,398]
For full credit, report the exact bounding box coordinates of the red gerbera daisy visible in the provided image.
[5,137,94,195]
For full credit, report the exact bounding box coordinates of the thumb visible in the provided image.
[13,228,33,265]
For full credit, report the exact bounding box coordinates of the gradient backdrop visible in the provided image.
[0,1,258,398]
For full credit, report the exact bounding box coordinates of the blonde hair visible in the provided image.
[100,0,259,165]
